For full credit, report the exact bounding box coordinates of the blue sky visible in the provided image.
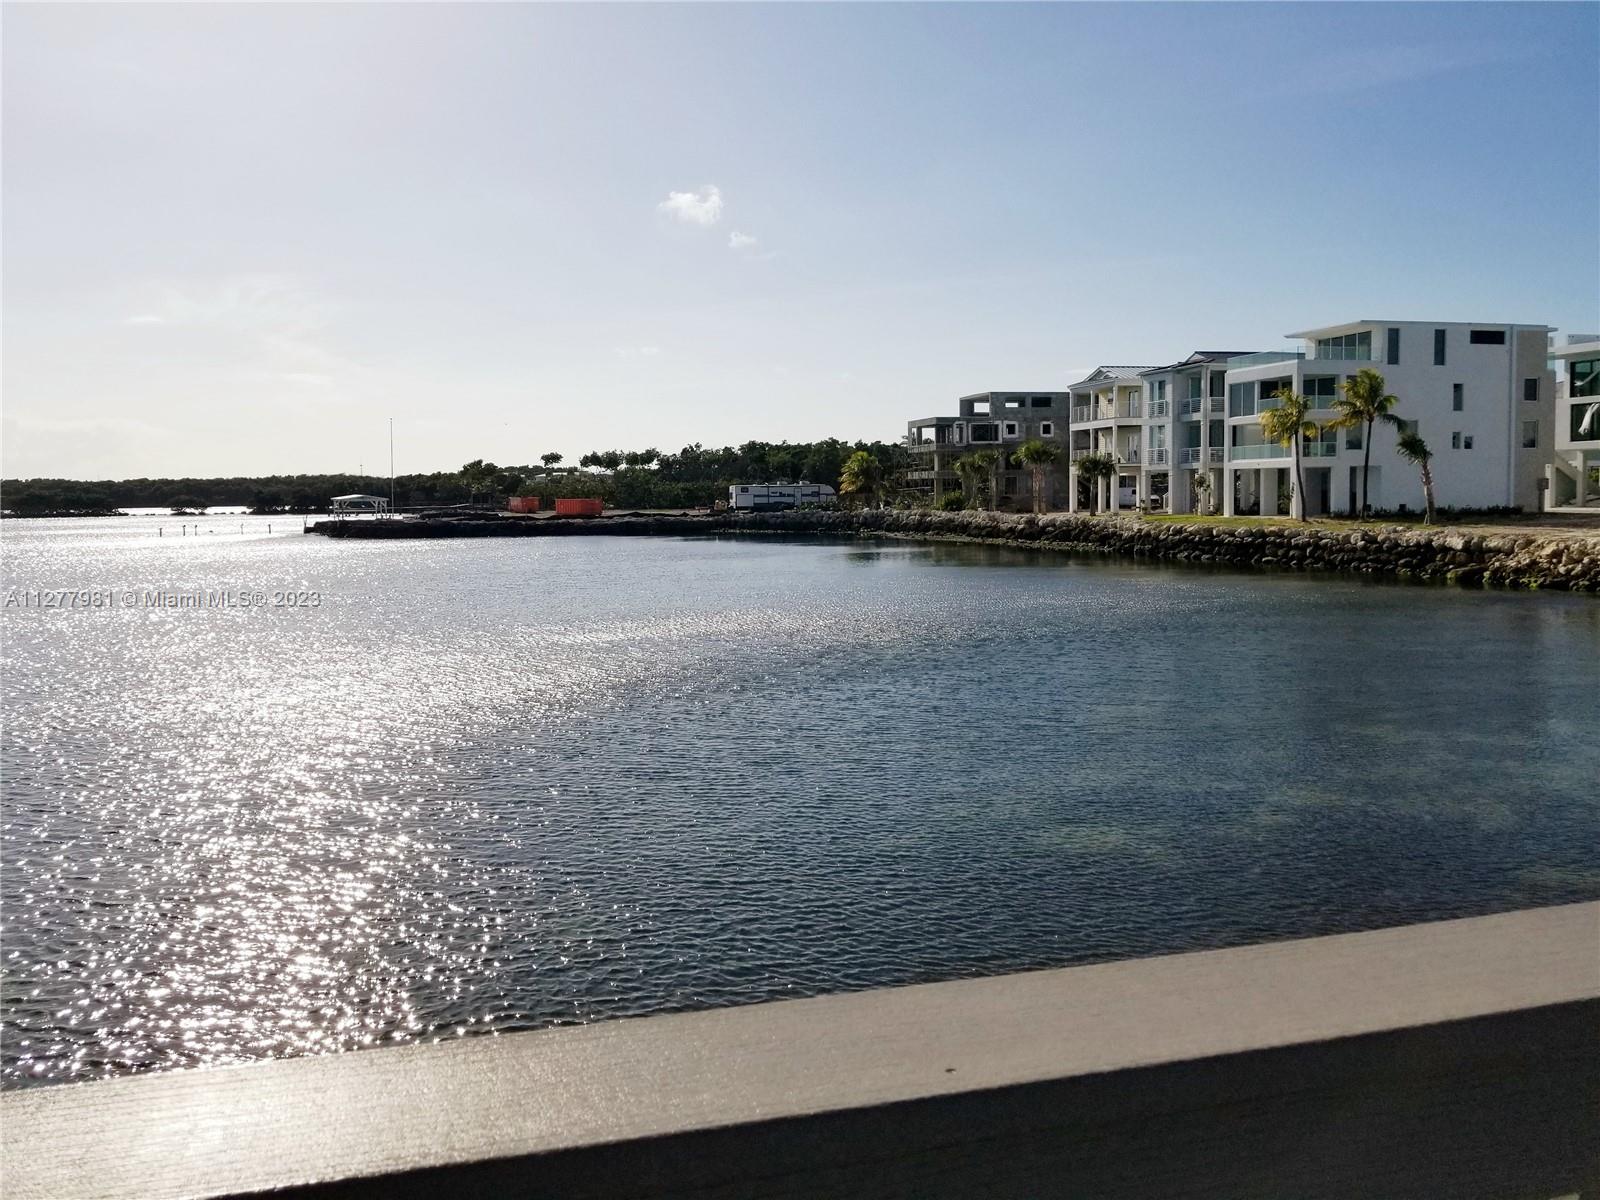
[4,2,1597,479]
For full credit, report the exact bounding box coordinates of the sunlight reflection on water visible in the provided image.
[3,515,1598,1086]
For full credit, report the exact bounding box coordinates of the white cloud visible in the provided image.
[657,184,723,227]
[728,231,759,251]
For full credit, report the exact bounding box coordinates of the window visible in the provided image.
[1452,383,1463,411]
[970,399,990,414]
[1345,425,1363,450]
[1209,373,1225,398]
[1304,376,1338,404]
[1396,419,1418,438]
[1572,357,1600,398]
[1002,422,1019,438]
[1451,432,1461,450]
[1469,329,1506,345]
[969,423,998,442]
[1186,376,1203,400]
[1003,397,1024,409]
[1434,329,1447,365]
[1523,377,1539,403]
[1040,422,1054,437]
[1386,328,1400,365]
[1572,403,1600,441]
[1463,435,1474,450]
[1228,381,1255,417]
[1316,331,1373,361]
[1031,396,1052,408]
[1522,420,1538,449]
[1154,380,1167,401]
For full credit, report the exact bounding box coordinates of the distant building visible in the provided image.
[1550,338,1600,509]
[1064,368,1158,512]
[905,392,1070,508]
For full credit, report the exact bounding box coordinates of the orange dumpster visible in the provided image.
[554,498,604,517]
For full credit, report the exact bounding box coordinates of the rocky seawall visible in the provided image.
[310,510,1600,591]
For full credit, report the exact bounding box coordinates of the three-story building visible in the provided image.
[1219,320,1553,516]
[906,392,1071,508]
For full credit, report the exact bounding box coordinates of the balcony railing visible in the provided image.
[1209,447,1224,464]
[1146,447,1169,465]
[1209,397,1225,414]
[1229,444,1288,461]
[1149,399,1170,418]
[1179,398,1202,417]
[1179,447,1202,465]
[1072,406,1090,423]
[1119,448,1141,464]
[1226,351,1306,369]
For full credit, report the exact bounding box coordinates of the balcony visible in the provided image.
[1149,399,1170,419]
[1070,448,1094,461]
[1209,447,1224,464]
[1147,447,1169,466]
[1226,351,1306,369]
[1179,398,1203,417]
[1119,448,1141,464]
[1209,397,1225,414]
[1229,444,1288,461]
[1179,447,1202,466]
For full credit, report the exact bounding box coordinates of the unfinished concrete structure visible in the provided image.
[906,392,1070,509]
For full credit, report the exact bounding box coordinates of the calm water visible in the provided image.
[3,515,1598,1088]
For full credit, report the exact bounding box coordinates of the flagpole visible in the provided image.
[389,417,395,517]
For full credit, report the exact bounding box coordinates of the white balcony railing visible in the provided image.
[1150,399,1170,418]
[1208,447,1224,464]
[1179,447,1202,466]
[1179,398,1203,417]
[1072,406,1090,424]
[1147,447,1169,465]
[1120,448,1140,464]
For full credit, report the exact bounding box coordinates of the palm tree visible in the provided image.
[952,453,988,509]
[1012,439,1060,514]
[839,450,887,509]
[1075,451,1117,514]
[1394,430,1437,524]
[1330,367,1403,516]
[957,449,999,510]
[1257,388,1319,522]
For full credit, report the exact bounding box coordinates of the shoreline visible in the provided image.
[307,509,1600,592]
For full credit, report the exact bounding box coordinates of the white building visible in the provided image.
[1550,339,1600,510]
[1065,366,1158,512]
[1218,320,1553,516]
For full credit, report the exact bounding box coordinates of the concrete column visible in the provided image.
[1223,469,1236,517]
[1258,468,1276,516]
[1068,466,1079,514]
[1109,473,1121,513]
[932,451,943,505]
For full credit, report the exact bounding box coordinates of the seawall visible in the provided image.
[309,510,1600,591]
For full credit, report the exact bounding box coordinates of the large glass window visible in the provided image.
[1229,381,1255,417]
[1316,331,1373,360]
[1571,358,1600,398]
[1434,328,1447,365]
[1186,375,1203,400]
[1345,425,1363,450]
[1571,402,1599,441]
[1304,376,1338,404]
[1469,329,1506,345]
[969,423,998,442]
[1386,328,1400,365]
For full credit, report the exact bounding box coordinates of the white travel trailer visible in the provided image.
[728,483,838,511]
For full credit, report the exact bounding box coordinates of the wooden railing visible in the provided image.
[2,902,1596,1199]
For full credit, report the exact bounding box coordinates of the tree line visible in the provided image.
[1,438,912,516]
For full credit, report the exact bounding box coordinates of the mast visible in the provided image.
[389,417,395,516]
